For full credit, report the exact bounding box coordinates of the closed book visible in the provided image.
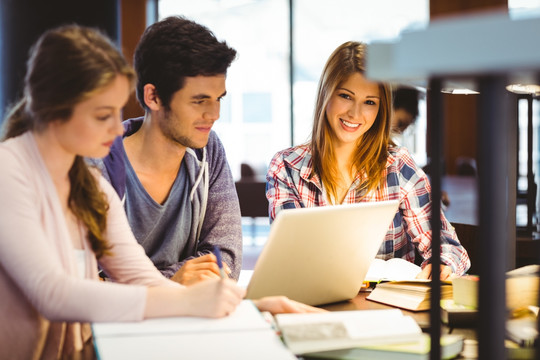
[440,299,478,327]
[452,265,540,310]
[366,280,453,311]
[506,317,538,347]
[275,309,422,355]
[450,275,478,308]
[302,333,464,360]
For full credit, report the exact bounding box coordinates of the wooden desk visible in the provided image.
[320,292,430,329]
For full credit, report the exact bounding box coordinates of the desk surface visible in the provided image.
[321,292,431,328]
[91,291,482,360]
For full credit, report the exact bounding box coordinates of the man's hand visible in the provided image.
[170,253,231,286]
[415,263,454,280]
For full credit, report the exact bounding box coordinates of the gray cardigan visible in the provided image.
[92,117,243,280]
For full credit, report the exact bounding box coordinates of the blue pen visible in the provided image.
[213,245,226,279]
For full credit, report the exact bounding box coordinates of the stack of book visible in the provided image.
[440,275,479,327]
[366,279,453,311]
[363,258,453,311]
[452,265,539,310]
[449,265,540,346]
[274,309,463,360]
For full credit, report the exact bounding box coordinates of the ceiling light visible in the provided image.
[441,88,480,95]
[506,84,540,95]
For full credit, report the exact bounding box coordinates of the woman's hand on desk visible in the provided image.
[415,264,454,280]
[146,278,245,319]
[252,296,327,315]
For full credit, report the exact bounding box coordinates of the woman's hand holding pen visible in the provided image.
[179,278,246,318]
[180,246,242,318]
[144,277,244,319]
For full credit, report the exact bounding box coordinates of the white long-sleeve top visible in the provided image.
[0,132,178,360]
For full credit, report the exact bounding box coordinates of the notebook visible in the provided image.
[245,200,399,306]
[92,300,297,360]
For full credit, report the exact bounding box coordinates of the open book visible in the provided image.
[364,258,422,282]
[92,300,296,360]
[274,309,422,355]
[366,280,453,311]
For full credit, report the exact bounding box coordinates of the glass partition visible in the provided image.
[158,0,429,178]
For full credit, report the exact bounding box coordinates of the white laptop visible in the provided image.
[245,200,399,306]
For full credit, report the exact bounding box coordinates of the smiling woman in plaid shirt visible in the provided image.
[266,41,470,279]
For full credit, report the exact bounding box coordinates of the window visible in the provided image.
[159,0,290,179]
[292,0,429,157]
[158,0,429,178]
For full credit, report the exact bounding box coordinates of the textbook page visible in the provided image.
[92,300,296,360]
[92,300,269,337]
[95,328,297,360]
[364,258,422,282]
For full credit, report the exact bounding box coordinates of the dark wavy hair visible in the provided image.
[1,25,135,258]
[134,16,237,111]
[393,86,422,119]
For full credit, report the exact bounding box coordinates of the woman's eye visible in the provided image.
[338,93,351,100]
[97,115,111,121]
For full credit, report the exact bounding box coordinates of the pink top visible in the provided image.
[0,132,178,359]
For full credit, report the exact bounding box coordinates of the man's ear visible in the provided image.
[143,84,162,111]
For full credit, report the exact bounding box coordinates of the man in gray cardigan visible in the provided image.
[95,16,242,284]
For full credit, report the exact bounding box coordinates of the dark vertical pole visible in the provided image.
[288,0,294,146]
[428,78,442,360]
[514,95,523,197]
[527,95,535,233]
[0,0,120,125]
[536,73,540,360]
[508,93,517,270]
[517,96,522,229]
[477,76,509,360]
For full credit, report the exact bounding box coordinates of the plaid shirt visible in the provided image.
[266,144,471,275]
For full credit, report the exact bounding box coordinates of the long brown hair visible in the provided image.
[310,41,392,201]
[1,25,135,258]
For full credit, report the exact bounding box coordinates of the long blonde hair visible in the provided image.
[310,41,392,200]
[1,25,135,258]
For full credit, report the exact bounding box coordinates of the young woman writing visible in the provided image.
[0,25,318,359]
